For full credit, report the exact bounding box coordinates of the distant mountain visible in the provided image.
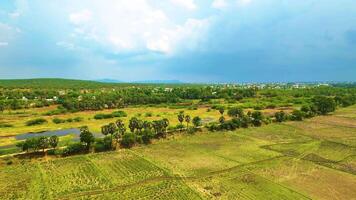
[96,79,123,83]
[132,80,184,84]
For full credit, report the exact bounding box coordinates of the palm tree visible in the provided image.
[185,115,191,129]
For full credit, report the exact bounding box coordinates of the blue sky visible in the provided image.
[0,0,355,82]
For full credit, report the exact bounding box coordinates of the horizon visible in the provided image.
[0,77,354,85]
[1,0,356,82]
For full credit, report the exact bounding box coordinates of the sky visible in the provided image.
[0,0,356,83]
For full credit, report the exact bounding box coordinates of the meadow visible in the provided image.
[1,105,355,199]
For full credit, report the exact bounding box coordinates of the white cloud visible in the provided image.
[170,0,197,10]
[69,9,92,25]
[8,0,29,18]
[0,42,9,47]
[212,0,228,9]
[68,0,208,54]
[237,0,252,6]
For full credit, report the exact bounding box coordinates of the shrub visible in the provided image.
[73,117,83,122]
[142,130,154,144]
[94,113,113,120]
[52,118,66,124]
[290,110,304,121]
[0,123,13,128]
[94,136,112,152]
[274,111,287,122]
[207,122,220,132]
[145,112,153,117]
[112,111,127,117]
[312,96,336,115]
[26,118,47,126]
[251,111,264,126]
[62,143,84,156]
[121,132,136,148]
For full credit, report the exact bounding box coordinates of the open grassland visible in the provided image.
[0,105,221,137]
[1,106,356,199]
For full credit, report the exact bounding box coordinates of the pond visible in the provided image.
[14,128,103,140]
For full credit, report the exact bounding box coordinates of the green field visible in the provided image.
[1,105,355,199]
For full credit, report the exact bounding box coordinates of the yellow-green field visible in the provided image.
[0,105,356,199]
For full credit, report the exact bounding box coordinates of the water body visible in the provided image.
[14,128,102,140]
[0,129,103,150]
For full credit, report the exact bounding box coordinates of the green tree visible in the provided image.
[290,110,304,121]
[219,116,225,124]
[251,111,264,127]
[38,136,49,152]
[274,111,287,122]
[129,117,139,133]
[177,111,185,126]
[0,101,5,113]
[218,107,225,115]
[121,132,136,148]
[192,116,202,128]
[80,126,95,151]
[185,115,191,129]
[49,135,59,149]
[162,118,169,134]
[227,107,244,118]
[312,96,336,115]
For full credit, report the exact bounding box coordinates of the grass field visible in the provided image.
[0,106,356,199]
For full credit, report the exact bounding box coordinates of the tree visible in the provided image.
[38,136,49,152]
[219,116,225,124]
[143,121,152,131]
[129,117,139,133]
[185,115,191,129]
[121,132,136,148]
[0,101,5,113]
[227,107,244,118]
[16,141,29,152]
[218,107,225,115]
[251,111,264,127]
[290,110,304,121]
[49,135,59,149]
[162,118,169,134]
[80,126,95,151]
[116,119,126,136]
[177,111,185,127]
[274,111,287,122]
[192,116,202,128]
[101,125,109,137]
[312,96,336,115]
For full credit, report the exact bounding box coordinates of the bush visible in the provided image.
[62,143,84,156]
[290,110,304,121]
[52,118,66,124]
[142,130,154,144]
[207,122,220,132]
[121,132,136,148]
[145,112,153,117]
[312,96,336,115]
[274,111,287,122]
[0,123,13,128]
[94,113,113,120]
[112,111,127,117]
[94,137,112,152]
[26,118,48,126]
[73,117,82,122]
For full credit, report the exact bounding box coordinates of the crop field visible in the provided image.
[1,105,356,199]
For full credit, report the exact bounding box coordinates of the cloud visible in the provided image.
[69,9,92,25]
[237,0,252,6]
[8,0,28,18]
[170,0,197,10]
[212,0,228,9]
[67,0,208,54]
[0,42,9,46]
